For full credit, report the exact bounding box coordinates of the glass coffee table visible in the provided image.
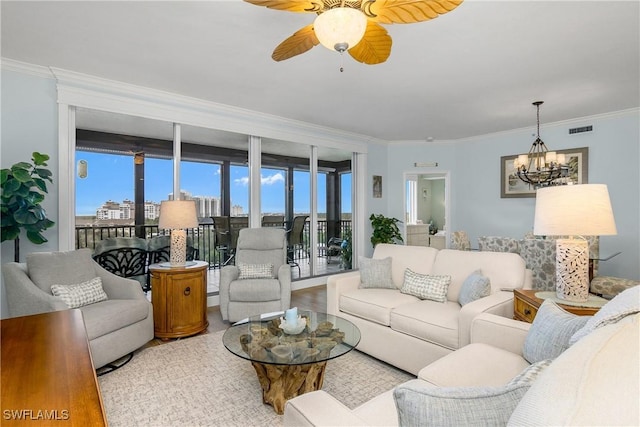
[222,310,361,414]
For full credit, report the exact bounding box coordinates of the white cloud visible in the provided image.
[262,172,284,185]
[234,173,284,187]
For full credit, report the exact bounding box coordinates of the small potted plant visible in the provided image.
[1,152,55,262]
[369,214,403,247]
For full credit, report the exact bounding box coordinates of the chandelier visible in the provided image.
[513,101,569,188]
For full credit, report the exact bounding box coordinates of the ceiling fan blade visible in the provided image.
[362,0,464,24]
[348,22,392,65]
[243,0,323,13]
[272,24,320,61]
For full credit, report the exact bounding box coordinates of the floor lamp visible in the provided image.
[533,184,617,302]
[158,200,199,267]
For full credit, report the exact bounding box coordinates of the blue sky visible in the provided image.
[75,151,351,216]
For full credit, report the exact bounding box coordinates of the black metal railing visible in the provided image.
[76,219,352,268]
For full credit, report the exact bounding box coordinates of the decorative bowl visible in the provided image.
[279,316,306,335]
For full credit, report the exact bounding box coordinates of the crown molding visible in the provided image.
[1,58,54,78]
[49,67,383,151]
[390,107,640,146]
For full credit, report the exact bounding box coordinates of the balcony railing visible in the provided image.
[76,219,352,269]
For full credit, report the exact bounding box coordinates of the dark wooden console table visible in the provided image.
[1,310,107,426]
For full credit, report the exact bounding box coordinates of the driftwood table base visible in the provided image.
[251,361,327,414]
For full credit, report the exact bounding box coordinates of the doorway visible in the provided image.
[404,171,450,248]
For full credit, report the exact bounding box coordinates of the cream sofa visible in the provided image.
[284,309,640,426]
[326,244,532,374]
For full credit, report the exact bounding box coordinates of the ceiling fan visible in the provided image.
[244,0,464,65]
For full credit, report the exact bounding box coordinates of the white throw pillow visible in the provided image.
[358,256,395,289]
[238,263,274,279]
[51,277,108,308]
[400,268,450,303]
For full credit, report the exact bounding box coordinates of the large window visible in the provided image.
[180,160,222,217]
[261,167,286,215]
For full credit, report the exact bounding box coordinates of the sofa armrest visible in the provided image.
[523,269,533,290]
[219,266,240,321]
[93,263,147,301]
[326,271,361,315]
[458,291,514,348]
[284,391,369,427]
[277,263,292,311]
[2,262,68,317]
[470,313,530,356]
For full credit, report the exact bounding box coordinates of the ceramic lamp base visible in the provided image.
[170,229,187,267]
[555,238,589,302]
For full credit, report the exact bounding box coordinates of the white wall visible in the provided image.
[385,110,640,280]
[1,70,59,317]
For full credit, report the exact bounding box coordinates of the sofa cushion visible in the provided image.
[394,379,530,427]
[80,299,150,340]
[400,269,451,303]
[340,289,419,326]
[458,270,491,306]
[522,300,589,364]
[431,250,527,302]
[51,277,108,309]
[371,244,438,288]
[27,249,97,293]
[418,343,531,387]
[238,263,274,279]
[509,314,639,426]
[569,284,640,345]
[390,300,460,350]
[229,278,282,301]
[358,256,395,289]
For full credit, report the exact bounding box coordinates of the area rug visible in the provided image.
[98,331,413,426]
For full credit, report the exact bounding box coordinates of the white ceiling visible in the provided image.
[2,0,639,143]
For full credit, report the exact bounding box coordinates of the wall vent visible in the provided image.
[569,125,593,135]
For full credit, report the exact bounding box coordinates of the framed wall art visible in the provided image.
[500,147,589,198]
[373,175,382,198]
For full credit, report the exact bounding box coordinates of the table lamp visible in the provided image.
[158,200,199,267]
[533,184,617,302]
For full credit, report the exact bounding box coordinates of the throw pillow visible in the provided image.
[522,300,589,364]
[358,256,395,289]
[394,379,530,427]
[51,277,108,309]
[238,263,274,279]
[458,269,491,306]
[507,359,553,386]
[569,285,640,345]
[400,269,451,303]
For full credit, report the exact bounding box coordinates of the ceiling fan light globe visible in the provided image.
[314,7,367,53]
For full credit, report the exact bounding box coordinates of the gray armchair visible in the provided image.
[2,248,154,370]
[219,228,291,322]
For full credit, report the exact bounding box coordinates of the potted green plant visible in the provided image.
[369,214,403,247]
[1,152,55,262]
[340,229,352,270]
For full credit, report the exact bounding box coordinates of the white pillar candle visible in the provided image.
[285,307,298,324]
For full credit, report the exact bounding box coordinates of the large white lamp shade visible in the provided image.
[534,184,617,302]
[158,200,199,267]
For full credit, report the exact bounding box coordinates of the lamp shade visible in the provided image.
[158,200,198,230]
[533,184,617,236]
[314,7,367,52]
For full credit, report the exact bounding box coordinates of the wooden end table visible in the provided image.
[513,289,601,323]
[150,261,209,339]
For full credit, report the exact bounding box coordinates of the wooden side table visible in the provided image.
[513,289,601,323]
[150,261,209,339]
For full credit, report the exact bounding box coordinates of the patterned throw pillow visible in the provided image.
[51,277,108,309]
[522,300,589,364]
[458,269,491,306]
[394,379,530,427]
[358,256,395,289]
[400,269,451,303]
[238,263,274,279]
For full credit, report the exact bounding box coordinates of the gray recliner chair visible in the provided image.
[2,248,154,370]
[219,228,292,323]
